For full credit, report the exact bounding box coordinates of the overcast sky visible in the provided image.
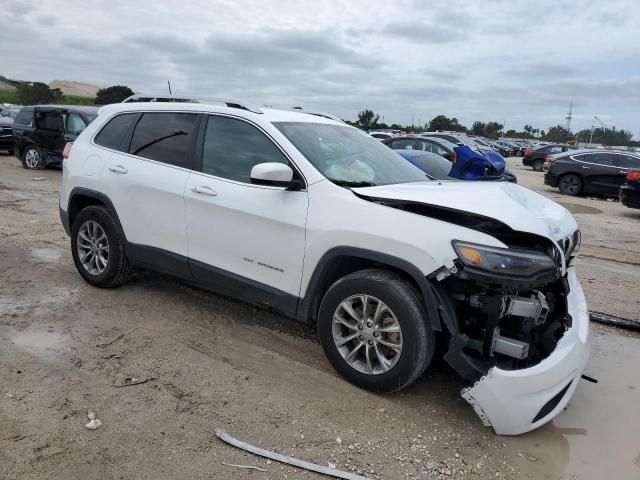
[1,0,639,134]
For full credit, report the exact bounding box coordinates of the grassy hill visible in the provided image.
[0,90,96,105]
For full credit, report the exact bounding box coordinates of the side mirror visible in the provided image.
[250,163,302,189]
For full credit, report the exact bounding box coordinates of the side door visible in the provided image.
[184,114,308,314]
[34,109,65,162]
[574,152,616,195]
[97,111,201,275]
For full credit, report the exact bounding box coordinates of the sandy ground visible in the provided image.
[0,154,638,480]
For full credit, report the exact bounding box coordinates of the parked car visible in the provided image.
[369,131,393,141]
[383,136,517,182]
[382,135,458,160]
[523,144,576,172]
[0,114,14,154]
[619,171,640,209]
[13,105,99,169]
[544,149,640,196]
[59,96,589,435]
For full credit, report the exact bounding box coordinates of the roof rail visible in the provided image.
[285,107,344,123]
[121,94,263,114]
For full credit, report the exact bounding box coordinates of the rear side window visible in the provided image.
[94,113,138,151]
[201,115,289,183]
[389,139,416,150]
[129,113,199,167]
[14,108,33,126]
[581,153,612,165]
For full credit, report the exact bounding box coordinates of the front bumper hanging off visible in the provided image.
[461,268,590,435]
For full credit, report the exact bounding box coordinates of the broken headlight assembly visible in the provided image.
[452,240,557,278]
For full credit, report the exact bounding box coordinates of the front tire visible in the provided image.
[318,269,435,393]
[558,174,583,196]
[71,206,133,288]
[21,145,44,169]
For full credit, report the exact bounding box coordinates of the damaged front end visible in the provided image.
[431,232,589,435]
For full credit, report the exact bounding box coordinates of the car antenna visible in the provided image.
[167,80,172,95]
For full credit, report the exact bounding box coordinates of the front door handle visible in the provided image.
[581,166,590,169]
[108,165,128,174]
[191,185,218,196]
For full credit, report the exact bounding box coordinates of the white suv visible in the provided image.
[59,97,589,435]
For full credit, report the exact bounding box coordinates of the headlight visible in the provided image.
[452,240,557,277]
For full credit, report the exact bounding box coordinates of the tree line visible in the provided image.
[353,110,638,146]
[8,82,134,106]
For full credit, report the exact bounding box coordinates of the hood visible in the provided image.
[353,181,577,243]
[0,116,13,126]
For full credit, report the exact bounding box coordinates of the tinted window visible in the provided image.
[581,153,612,165]
[66,113,87,136]
[612,154,640,168]
[412,154,452,179]
[36,111,62,131]
[129,113,199,167]
[94,114,138,151]
[549,146,563,153]
[14,108,33,126]
[389,139,416,150]
[201,116,289,183]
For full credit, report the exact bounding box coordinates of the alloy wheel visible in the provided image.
[25,148,40,168]
[332,294,403,375]
[76,220,109,275]
[560,175,581,195]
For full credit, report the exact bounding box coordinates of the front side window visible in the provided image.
[94,113,138,151]
[129,112,199,167]
[201,115,289,183]
[66,113,87,136]
[36,111,62,131]
[275,122,428,186]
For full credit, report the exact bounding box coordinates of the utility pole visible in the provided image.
[565,102,573,131]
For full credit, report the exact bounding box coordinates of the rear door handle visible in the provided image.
[108,165,128,174]
[191,185,218,196]
[581,166,590,169]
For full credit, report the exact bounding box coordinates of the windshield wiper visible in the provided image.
[332,180,376,188]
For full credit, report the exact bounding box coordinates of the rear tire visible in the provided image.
[71,206,133,288]
[558,174,583,196]
[318,269,435,393]
[533,159,544,172]
[21,145,45,169]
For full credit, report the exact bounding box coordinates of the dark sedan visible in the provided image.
[619,171,640,209]
[383,136,517,182]
[524,144,577,171]
[544,149,640,196]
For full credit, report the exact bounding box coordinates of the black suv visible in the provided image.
[523,144,576,171]
[544,149,640,196]
[13,105,99,169]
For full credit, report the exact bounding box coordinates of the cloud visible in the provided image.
[0,0,639,134]
[383,21,464,44]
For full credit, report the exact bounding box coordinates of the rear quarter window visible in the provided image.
[94,113,138,151]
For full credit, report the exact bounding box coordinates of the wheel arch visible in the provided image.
[557,171,584,194]
[298,247,442,331]
[67,188,127,242]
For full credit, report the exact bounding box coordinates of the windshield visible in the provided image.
[275,122,429,186]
